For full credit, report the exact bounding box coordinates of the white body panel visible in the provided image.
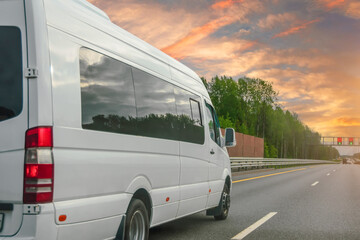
[0,0,232,239]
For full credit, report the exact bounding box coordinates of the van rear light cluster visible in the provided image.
[24,127,54,204]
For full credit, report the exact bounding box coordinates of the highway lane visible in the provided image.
[149,164,360,239]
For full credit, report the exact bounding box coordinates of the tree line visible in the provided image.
[202,76,339,160]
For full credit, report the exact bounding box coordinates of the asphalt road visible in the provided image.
[149,164,360,240]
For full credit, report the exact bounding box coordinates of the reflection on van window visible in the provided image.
[132,69,178,140]
[80,48,204,144]
[0,27,22,122]
[80,48,137,134]
[205,103,216,142]
[175,88,204,144]
[205,103,221,146]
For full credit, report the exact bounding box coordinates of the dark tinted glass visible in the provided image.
[206,102,221,146]
[0,27,22,122]
[175,87,204,144]
[205,103,216,143]
[133,69,178,140]
[80,48,137,134]
[213,109,222,146]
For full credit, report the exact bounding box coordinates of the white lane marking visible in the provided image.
[311,181,319,186]
[327,173,331,176]
[232,212,277,240]
[333,170,336,172]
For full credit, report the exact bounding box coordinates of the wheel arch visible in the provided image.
[126,175,153,222]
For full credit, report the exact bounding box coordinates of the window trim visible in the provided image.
[189,98,203,126]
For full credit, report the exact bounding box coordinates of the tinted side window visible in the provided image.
[0,27,22,122]
[175,88,204,144]
[132,69,178,140]
[80,48,137,134]
[205,102,221,146]
[205,103,216,143]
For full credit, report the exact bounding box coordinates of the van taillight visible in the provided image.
[24,127,54,204]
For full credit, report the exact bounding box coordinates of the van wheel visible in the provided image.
[125,199,149,240]
[214,184,230,220]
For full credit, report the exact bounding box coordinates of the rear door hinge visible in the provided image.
[25,68,38,78]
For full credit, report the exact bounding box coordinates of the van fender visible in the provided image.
[125,175,152,194]
[222,168,232,189]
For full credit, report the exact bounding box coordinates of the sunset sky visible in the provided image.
[88,0,360,138]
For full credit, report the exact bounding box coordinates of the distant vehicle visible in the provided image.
[0,0,236,239]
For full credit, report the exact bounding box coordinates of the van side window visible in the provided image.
[132,68,178,140]
[205,102,221,146]
[190,99,202,126]
[80,48,137,134]
[0,27,22,122]
[80,47,204,144]
[175,88,204,144]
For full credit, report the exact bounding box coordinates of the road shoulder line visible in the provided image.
[232,168,306,183]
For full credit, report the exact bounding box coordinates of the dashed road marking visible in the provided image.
[232,168,306,184]
[327,173,331,176]
[232,212,278,240]
[333,170,336,172]
[311,181,319,186]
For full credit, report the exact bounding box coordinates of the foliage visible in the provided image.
[204,75,339,160]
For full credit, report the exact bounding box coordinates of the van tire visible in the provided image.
[124,199,149,240]
[214,184,230,221]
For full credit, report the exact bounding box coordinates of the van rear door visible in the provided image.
[0,0,28,236]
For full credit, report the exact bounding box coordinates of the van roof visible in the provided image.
[70,0,206,91]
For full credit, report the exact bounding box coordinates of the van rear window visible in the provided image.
[0,26,22,122]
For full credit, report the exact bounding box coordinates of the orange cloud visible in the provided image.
[318,0,345,9]
[315,0,360,19]
[212,0,245,9]
[272,19,320,39]
[336,118,360,126]
[161,16,236,59]
[346,2,360,19]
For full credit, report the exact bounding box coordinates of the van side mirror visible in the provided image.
[225,128,236,147]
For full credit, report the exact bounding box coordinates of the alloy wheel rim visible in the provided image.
[129,210,146,240]
[222,191,230,215]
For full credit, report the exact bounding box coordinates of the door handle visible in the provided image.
[210,149,215,155]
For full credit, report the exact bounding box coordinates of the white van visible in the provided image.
[0,0,236,239]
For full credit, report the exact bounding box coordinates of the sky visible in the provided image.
[88,0,360,138]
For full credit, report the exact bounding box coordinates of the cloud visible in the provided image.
[161,16,237,59]
[88,0,210,49]
[161,0,264,59]
[257,13,297,29]
[211,0,245,10]
[346,2,360,19]
[315,0,360,19]
[335,118,360,127]
[272,19,321,39]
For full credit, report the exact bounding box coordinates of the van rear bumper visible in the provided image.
[1,203,124,240]
[0,204,57,240]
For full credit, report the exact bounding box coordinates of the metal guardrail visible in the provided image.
[231,157,336,171]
